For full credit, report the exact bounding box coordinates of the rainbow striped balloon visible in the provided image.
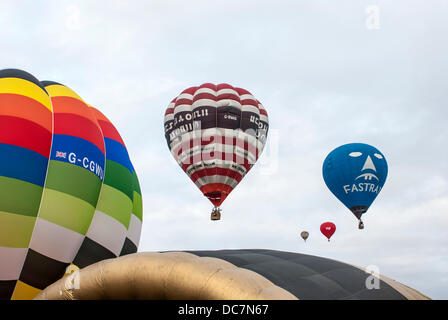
[0,69,142,300]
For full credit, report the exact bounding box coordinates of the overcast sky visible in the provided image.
[2,0,447,299]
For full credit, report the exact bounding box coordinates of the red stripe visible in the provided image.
[201,183,233,194]
[235,87,251,95]
[90,107,126,148]
[175,98,193,107]
[198,83,217,91]
[165,107,174,116]
[181,86,198,95]
[0,93,52,131]
[52,97,98,125]
[0,115,51,157]
[200,183,233,206]
[217,83,234,91]
[217,93,240,102]
[54,113,105,154]
[189,167,243,184]
[241,99,259,107]
[97,119,125,147]
[90,107,108,122]
[180,153,252,173]
[98,120,126,148]
[192,92,217,102]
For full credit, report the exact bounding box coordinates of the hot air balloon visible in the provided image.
[300,231,309,242]
[320,222,336,241]
[163,83,269,220]
[322,143,388,229]
[0,69,142,300]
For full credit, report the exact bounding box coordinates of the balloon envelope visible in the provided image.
[322,143,388,221]
[300,231,309,242]
[320,222,336,241]
[0,69,142,300]
[163,83,269,208]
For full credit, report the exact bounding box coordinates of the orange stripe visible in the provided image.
[0,93,52,131]
[89,106,109,122]
[52,96,98,125]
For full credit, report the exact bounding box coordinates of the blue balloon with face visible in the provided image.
[322,143,388,225]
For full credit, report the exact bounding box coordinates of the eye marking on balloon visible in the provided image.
[355,173,379,181]
[374,153,383,159]
[349,152,362,157]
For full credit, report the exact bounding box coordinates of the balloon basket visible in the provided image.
[211,207,221,221]
[358,220,364,230]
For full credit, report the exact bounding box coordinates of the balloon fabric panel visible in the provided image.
[73,107,141,269]
[16,82,106,297]
[0,70,52,300]
[0,70,142,300]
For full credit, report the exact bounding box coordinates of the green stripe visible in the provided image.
[45,161,102,207]
[103,160,133,200]
[132,171,141,195]
[96,184,132,228]
[132,192,143,221]
[0,211,36,248]
[38,188,94,235]
[0,176,43,217]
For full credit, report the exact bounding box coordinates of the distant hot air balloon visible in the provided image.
[320,222,336,241]
[322,143,388,229]
[0,69,142,300]
[300,231,309,242]
[163,83,269,220]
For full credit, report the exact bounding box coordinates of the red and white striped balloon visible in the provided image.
[163,83,269,214]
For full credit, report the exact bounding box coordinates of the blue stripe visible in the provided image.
[0,143,48,186]
[104,138,133,173]
[50,135,106,181]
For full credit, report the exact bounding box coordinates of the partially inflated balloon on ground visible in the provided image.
[0,69,142,300]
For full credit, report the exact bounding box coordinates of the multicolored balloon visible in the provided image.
[320,222,336,241]
[0,69,142,300]
[163,83,269,220]
[322,143,388,229]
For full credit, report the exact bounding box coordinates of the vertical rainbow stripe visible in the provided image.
[0,69,142,300]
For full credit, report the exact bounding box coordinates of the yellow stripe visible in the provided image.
[11,281,42,300]
[45,84,84,102]
[0,78,52,111]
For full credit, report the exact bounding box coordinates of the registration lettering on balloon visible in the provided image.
[56,151,105,180]
[323,143,388,229]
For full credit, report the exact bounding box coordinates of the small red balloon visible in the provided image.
[320,222,336,241]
